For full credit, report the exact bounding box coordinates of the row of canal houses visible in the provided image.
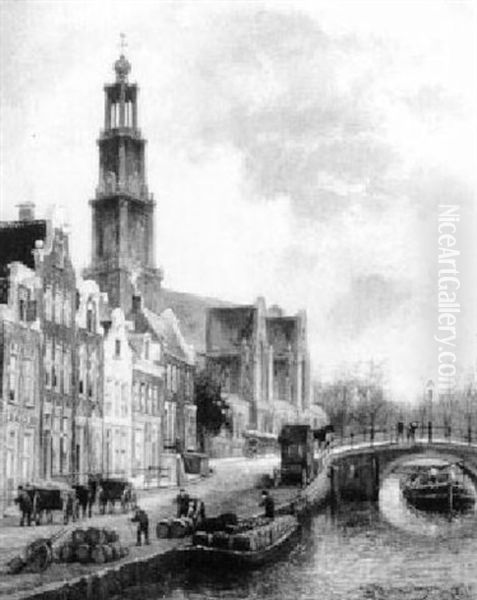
[0,210,196,513]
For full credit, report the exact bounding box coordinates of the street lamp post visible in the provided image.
[426,380,434,443]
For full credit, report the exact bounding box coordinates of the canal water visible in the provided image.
[128,459,477,600]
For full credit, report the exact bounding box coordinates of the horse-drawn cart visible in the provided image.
[98,478,135,514]
[25,480,76,525]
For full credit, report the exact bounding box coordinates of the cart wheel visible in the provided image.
[25,541,52,573]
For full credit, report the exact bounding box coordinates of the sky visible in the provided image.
[1,0,476,401]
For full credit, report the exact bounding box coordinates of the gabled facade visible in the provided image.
[127,296,196,455]
[129,328,163,486]
[36,225,77,480]
[102,308,133,478]
[0,259,42,512]
[74,279,104,481]
[206,298,311,449]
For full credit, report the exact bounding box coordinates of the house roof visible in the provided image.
[0,220,47,276]
[142,306,195,365]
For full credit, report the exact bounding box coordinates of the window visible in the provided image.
[26,299,37,321]
[63,292,71,327]
[54,344,62,391]
[89,349,97,400]
[115,340,121,358]
[19,299,26,321]
[115,382,121,417]
[44,286,53,321]
[104,381,112,416]
[121,383,128,418]
[145,339,150,360]
[8,353,17,401]
[78,347,86,396]
[23,360,34,406]
[63,348,70,395]
[54,289,62,324]
[147,385,153,414]
[140,383,146,412]
[86,300,95,333]
[133,381,140,410]
[44,339,52,388]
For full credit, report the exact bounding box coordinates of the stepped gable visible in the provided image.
[156,288,238,354]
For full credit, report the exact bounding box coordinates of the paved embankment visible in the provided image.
[1,457,298,600]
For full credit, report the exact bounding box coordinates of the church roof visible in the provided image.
[156,288,238,355]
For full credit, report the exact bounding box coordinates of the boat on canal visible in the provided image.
[189,514,300,569]
[402,464,475,512]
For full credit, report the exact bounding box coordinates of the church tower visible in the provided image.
[86,47,162,314]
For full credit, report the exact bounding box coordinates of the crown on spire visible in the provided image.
[114,33,131,82]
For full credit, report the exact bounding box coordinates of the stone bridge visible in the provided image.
[325,440,477,502]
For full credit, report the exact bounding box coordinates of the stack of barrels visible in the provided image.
[55,527,129,564]
[192,515,296,552]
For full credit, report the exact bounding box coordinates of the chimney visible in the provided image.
[17,202,35,221]
[132,294,142,312]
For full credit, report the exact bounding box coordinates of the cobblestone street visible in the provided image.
[0,456,299,600]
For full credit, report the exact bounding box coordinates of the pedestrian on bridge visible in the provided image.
[260,490,275,520]
[396,421,404,444]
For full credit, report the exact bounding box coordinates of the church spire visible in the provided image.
[114,33,131,83]
[87,44,162,314]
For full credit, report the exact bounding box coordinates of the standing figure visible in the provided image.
[259,490,275,520]
[63,491,75,524]
[175,488,190,518]
[131,506,150,546]
[187,497,206,528]
[14,486,33,527]
[397,421,404,443]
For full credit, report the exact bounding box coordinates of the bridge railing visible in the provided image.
[314,425,477,466]
[322,425,477,453]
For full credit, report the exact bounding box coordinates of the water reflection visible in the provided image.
[379,457,477,538]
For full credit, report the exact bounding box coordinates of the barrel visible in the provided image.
[156,520,171,539]
[170,519,189,538]
[59,543,75,563]
[86,527,106,546]
[72,529,88,546]
[91,545,105,564]
[76,544,90,563]
[103,528,119,543]
[110,541,121,560]
[103,544,114,562]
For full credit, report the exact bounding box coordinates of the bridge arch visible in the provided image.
[380,450,477,483]
[327,442,477,501]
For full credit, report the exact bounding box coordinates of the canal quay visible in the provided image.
[2,441,477,600]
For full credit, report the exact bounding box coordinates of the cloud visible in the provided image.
[0,1,474,400]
